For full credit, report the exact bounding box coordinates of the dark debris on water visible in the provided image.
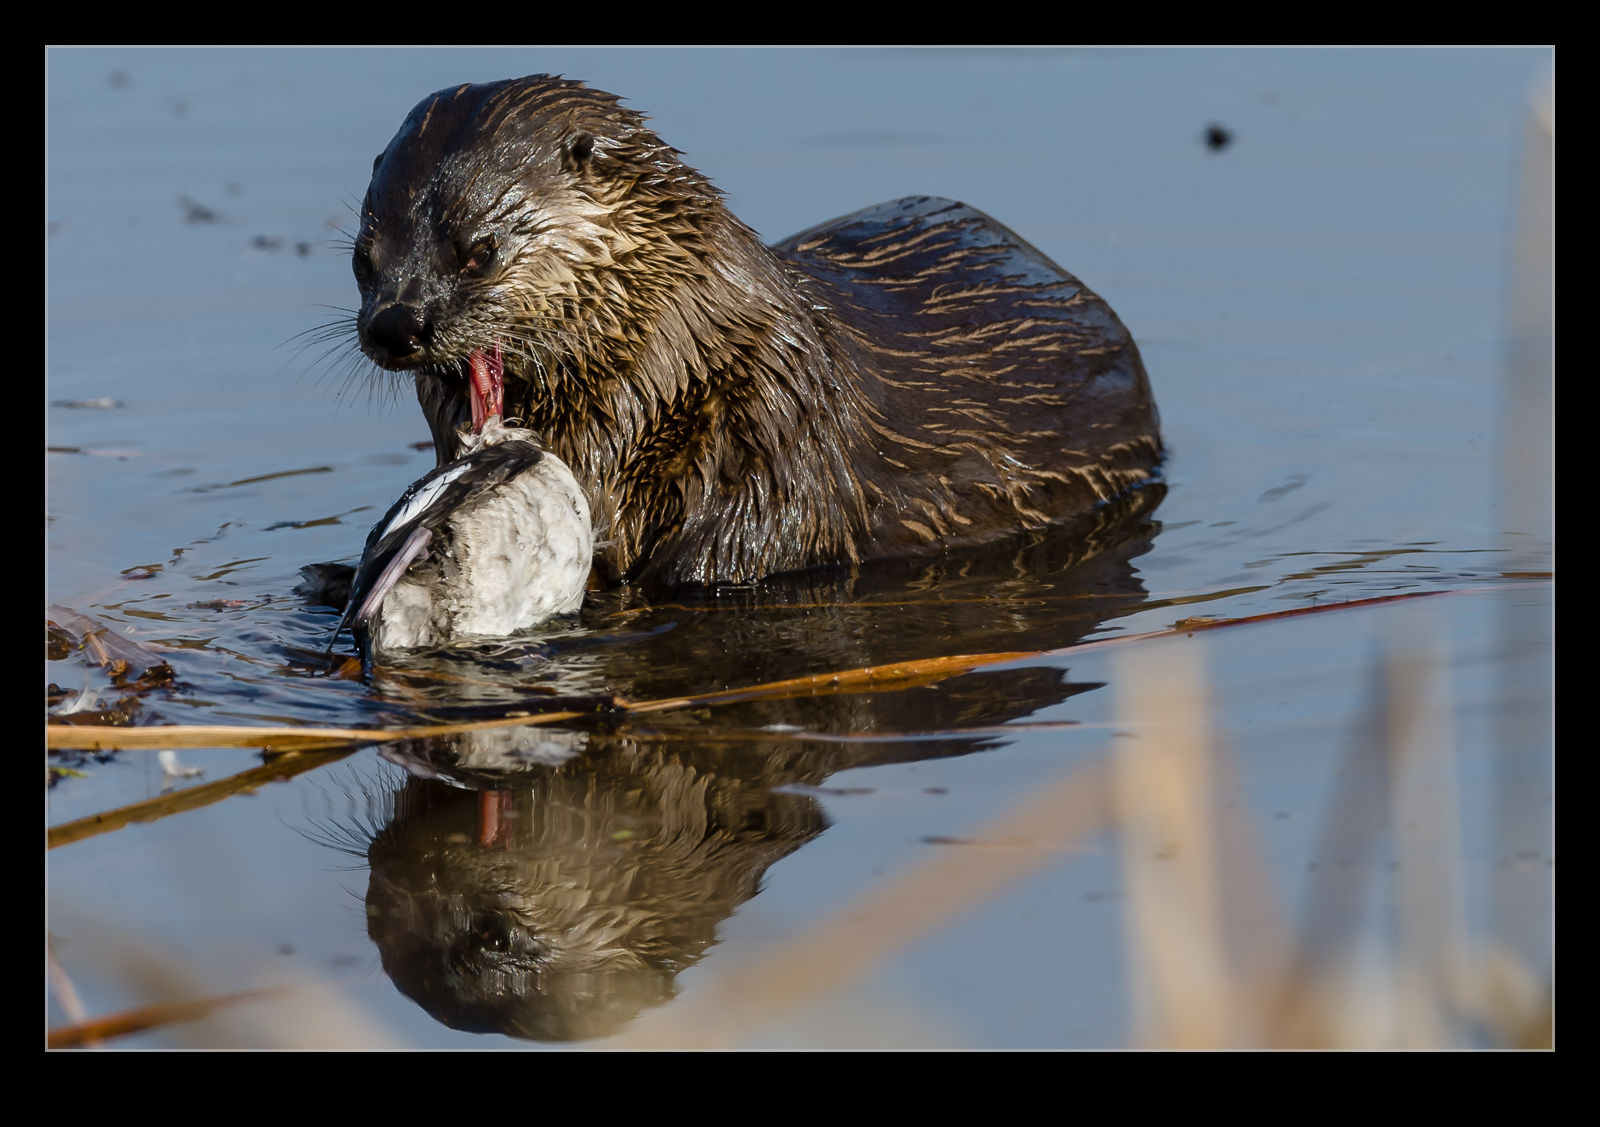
[46,605,186,785]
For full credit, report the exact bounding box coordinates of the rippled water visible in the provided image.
[46,47,1552,1049]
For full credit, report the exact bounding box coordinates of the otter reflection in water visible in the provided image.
[352,74,1162,587]
[365,658,1099,1042]
[345,507,1161,1041]
[364,739,827,1042]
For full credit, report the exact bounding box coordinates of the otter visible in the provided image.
[353,74,1161,587]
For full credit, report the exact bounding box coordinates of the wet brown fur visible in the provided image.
[354,75,1161,586]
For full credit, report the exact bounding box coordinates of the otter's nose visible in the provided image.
[364,300,429,360]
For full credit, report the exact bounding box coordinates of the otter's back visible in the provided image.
[774,196,1161,554]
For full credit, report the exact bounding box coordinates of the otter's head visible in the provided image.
[353,75,719,440]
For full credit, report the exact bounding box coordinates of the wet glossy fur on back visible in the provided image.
[354,74,1161,586]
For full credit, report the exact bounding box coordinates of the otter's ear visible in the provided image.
[561,130,597,173]
[372,152,384,174]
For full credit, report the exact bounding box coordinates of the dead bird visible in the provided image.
[334,414,592,665]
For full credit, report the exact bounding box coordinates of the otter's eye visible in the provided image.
[460,237,496,279]
[352,242,375,287]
